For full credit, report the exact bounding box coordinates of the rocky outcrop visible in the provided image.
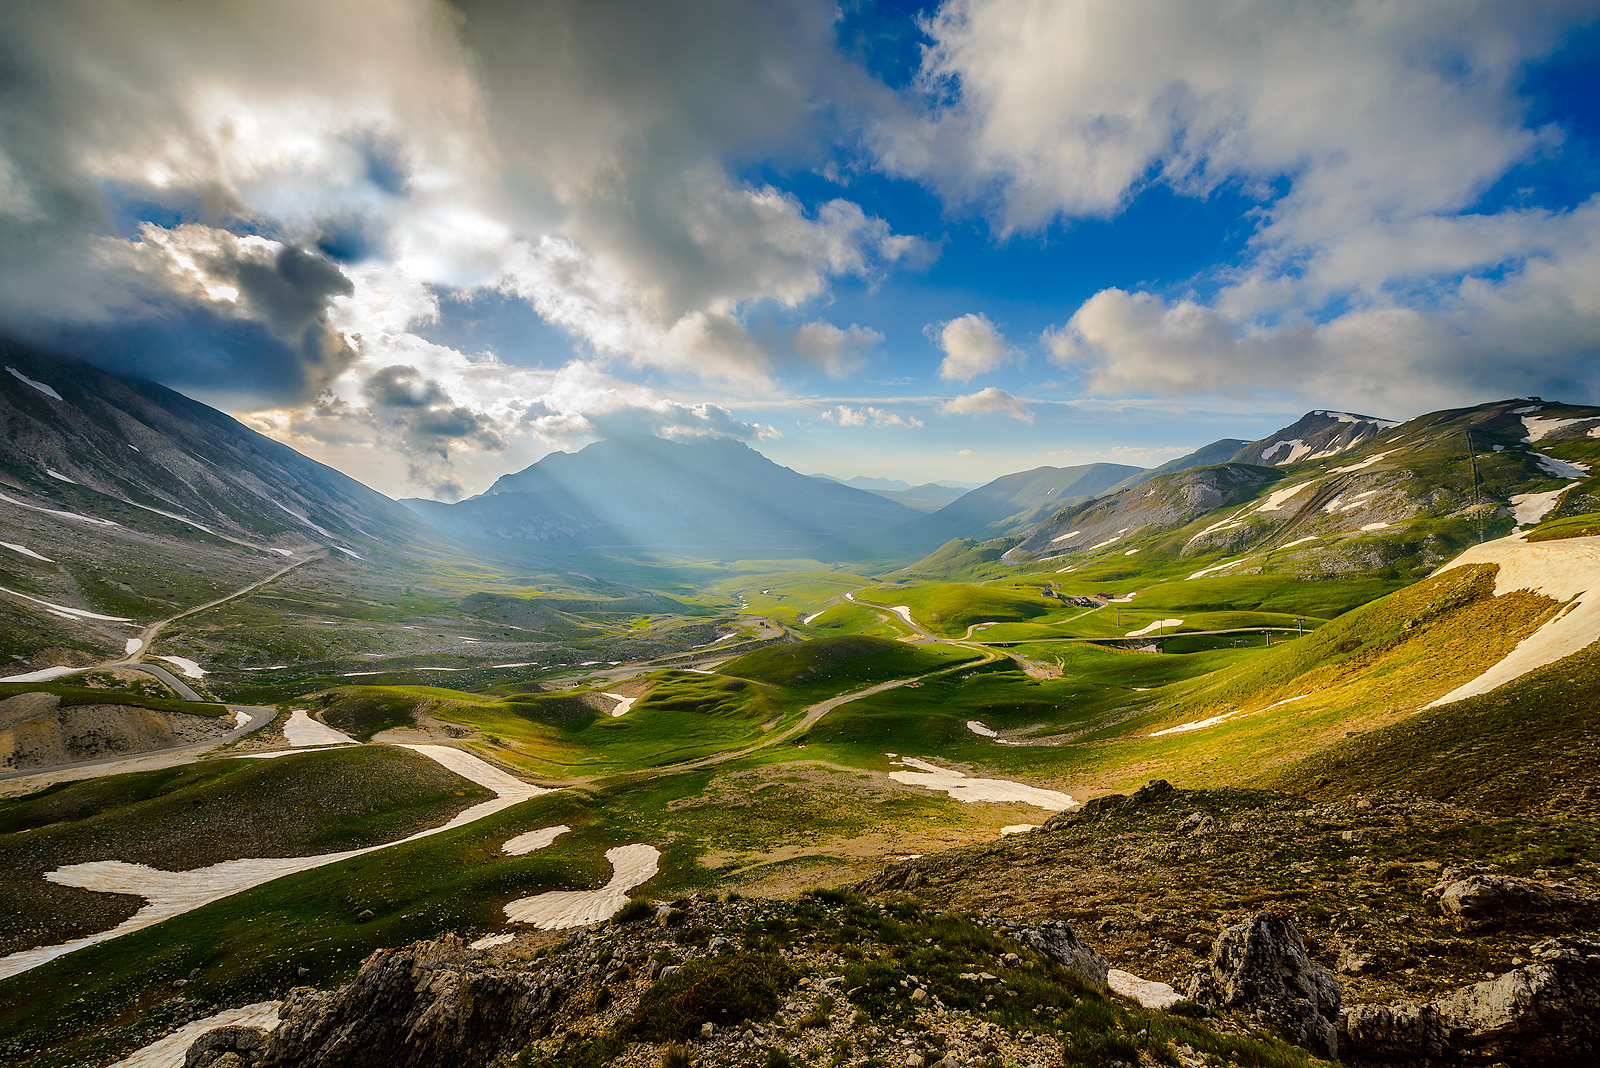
[186,1025,269,1067]
[1427,868,1589,928]
[1014,921,1109,988]
[1340,937,1600,1066]
[1186,910,1341,1058]
[261,936,567,1067]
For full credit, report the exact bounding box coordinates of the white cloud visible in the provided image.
[819,405,923,429]
[932,312,1010,381]
[941,386,1032,423]
[792,321,885,378]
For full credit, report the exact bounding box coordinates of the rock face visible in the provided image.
[1014,921,1109,988]
[1186,910,1342,1058]
[1341,937,1600,1066]
[186,1025,270,1067]
[261,936,566,1067]
[1427,868,1588,927]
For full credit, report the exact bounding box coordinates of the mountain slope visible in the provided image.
[1103,438,1250,495]
[0,339,438,660]
[402,435,920,559]
[898,462,1144,550]
[1230,410,1397,467]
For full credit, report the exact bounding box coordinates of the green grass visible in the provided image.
[852,582,1068,637]
[720,636,981,690]
[1527,510,1600,542]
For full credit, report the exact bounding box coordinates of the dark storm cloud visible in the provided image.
[361,363,505,498]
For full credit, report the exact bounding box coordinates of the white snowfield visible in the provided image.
[1050,530,1081,543]
[1281,536,1322,549]
[0,744,550,980]
[108,1001,282,1068]
[1000,824,1038,835]
[1359,522,1389,531]
[155,655,206,679]
[125,638,144,654]
[602,692,636,717]
[0,490,118,526]
[0,541,52,561]
[1187,561,1239,580]
[1511,487,1575,527]
[966,720,998,738]
[0,665,81,683]
[1256,482,1311,513]
[1330,451,1391,475]
[1521,414,1600,442]
[6,365,63,400]
[503,844,661,929]
[1425,534,1600,709]
[803,611,826,624]
[1107,969,1184,1009]
[887,755,1077,811]
[283,709,357,747]
[1125,618,1182,638]
[1149,694,1308,738]
[1260,438,1311,464]
[889,605,917,627]
[0,584,132,622]
[1536,453,1590,480]
[502,825,571,856]
[45,469,76,484]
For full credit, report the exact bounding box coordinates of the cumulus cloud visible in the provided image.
[819,405,924,429]
[941,386,1032,423]
[931,312,1012,382]
[886,0,1600,408]
[791,321,885,378]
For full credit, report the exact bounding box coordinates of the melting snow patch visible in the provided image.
[0,542,51,562]
[1107,969,1183,1009]
[471,933,514,950]
[890,605,917,627]
[1186,561,1239,580]
[1360,522,1390,531]
[1124,548,1140,556]
[803,610,826,624]
[283,710,357,747]
[107,1001,281,1068]
[0,490,118,526]
[0,665,81,683]
[333,546,363,559]
[45,469,76,484]
[887,755,1077,811]
[124,637,143,654]
[1260,439,1311,464]
[1522,415,1597,442]
[1125,618,1182,638]
[1256,483,1313,513]
[6,366,62,400]
[269,499,333,537]
[1330,452,1391,475]
[123,500,215,535]
[1281,536,1321,549]
[1426,535,1600,709]
[231,709,252,728]
[1512,488,1575,528]
[1087,537,1120,551]
[1000,825,1038,835]
[602,692,636,717]
[504,844,661,929]
[155,655,206,679]
[1050,530,1082,543]
[966,720,998,738]
[0,585,132,621]
[1535,453,1590,480]
[503,825,571,856]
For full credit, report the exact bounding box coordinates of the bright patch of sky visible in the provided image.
[0,0,1596,499]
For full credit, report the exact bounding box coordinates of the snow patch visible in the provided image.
[1330,451,1391,475]
[1281,536,1321,549]
[0,585,132,621]
[502,825,571,856]
[0,665,81,683]
[283,709,356,747]
[269,499,333,537]
[6,366,62,400]
[1260,439,1310,464]
[471,933,514,950]
[1426,535,1600,709]
[1050,530,1082,544]
[124,638,143,654]
[1511,488,1574,527]
[803,610,826,624]
[602,692,636,717]
[333,545,363,559]
[1125,618,1182,637]
[0,541,51,562]
[0,745,550,979]
[503,844,660,929]
[107,1001,281,1068]
[966,720,998,738]
[1522,415,1597,442]
[1087,537,1120,551]
[1359,522,1390,532]
[1000,825,1038,835]
[155,655,206,679]
[1256,482,1313,513]
[1535,453,1590,480]
[45,469,76,484]
[0,490,118,527]
[1186,561,1239,580]
[1123,548,1140,556]
[889,605,917,627]
[887,755,1077,811]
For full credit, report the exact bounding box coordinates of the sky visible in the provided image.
[1,0,1598,500]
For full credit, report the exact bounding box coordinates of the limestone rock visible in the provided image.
[186,1025,269,1068]
[261,935,566,1067]
[1427,869,1587,927]
[1186,910,1341,1057]
[1339,937,1600,1066]
[1014,920,1109,988]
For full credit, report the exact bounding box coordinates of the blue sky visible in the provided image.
[2,1,1598,498]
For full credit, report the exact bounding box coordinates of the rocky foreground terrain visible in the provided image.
[160,781,1599,1068]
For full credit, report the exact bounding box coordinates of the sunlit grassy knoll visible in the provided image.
[796,602,911,638]
[705,568,878,622]
[0,681,228,718]
[851,581,1073,637]
[1527,510,1600,542]
[719,635,983,691]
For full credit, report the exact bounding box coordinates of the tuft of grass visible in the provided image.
[629,951,797,1042]
[611,897,655,925]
